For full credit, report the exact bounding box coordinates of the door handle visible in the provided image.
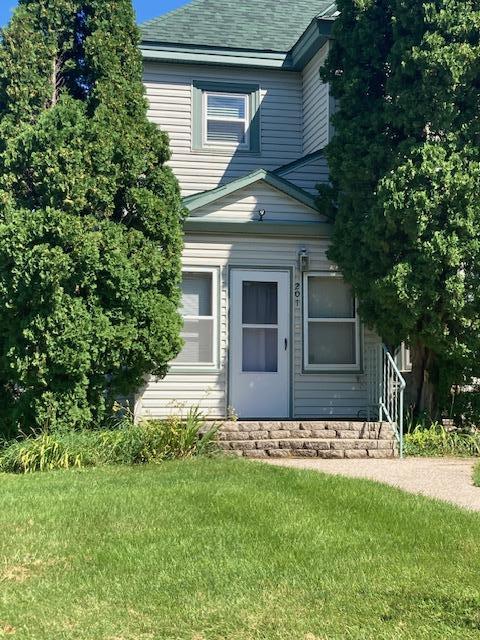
[284,338,288,351]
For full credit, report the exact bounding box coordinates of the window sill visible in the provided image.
[169,366,221,375]
[190,147,261,157]
[301,367,364,375]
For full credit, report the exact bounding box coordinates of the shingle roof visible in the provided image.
[140,0,337,52]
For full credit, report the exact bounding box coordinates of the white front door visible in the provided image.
[230,269,290,418]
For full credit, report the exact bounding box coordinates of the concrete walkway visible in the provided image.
[263,457,480,512]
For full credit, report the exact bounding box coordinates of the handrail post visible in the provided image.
[399,386,404,459]
[378,344,383,422]
[380,345,406,459]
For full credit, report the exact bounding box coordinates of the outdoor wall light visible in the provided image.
[298,247,310,272]
[258,209,266,222]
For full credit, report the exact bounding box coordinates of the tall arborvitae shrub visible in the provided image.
[321,0,480,417]
[0,0,185,435]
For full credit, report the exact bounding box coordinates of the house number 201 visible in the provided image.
[294,282,301,308]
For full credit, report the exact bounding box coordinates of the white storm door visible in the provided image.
[230,270,290,419]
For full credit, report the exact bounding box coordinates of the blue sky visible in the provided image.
[0,1,190,27]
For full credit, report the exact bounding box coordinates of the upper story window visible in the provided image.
[204,92,249,148]
[193,80,261,154]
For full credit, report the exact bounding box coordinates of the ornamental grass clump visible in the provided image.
[0,409,219,474]
[404,422,480,458]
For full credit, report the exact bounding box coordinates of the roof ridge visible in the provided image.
[274,150,325,176]
[140,0,199,28]
[317,2,337,18]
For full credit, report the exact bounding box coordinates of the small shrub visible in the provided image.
[404,422,480,457]
[0,409,219,474]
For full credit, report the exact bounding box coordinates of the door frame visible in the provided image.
[227,265,293,419]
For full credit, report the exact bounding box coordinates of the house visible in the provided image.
[134,0,407,457]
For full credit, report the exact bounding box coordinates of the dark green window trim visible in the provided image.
[192,80,261,153]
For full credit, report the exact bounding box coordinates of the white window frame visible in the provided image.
[303,272,361,372]
[202,91,250,150]
[173,266,219,371]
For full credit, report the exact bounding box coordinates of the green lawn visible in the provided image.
[474,461,480,487]
[1,459,480,640]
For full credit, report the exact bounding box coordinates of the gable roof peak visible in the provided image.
[184,169,320,213]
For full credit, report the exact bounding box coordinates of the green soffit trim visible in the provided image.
[141,46,289,70]
[183,169,320,213]
[140,0,337,53]
[184,219,332,238]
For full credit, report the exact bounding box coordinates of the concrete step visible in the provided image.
[219,428,393,441]
[221,420,388,431]
[217,421,398,459]
[219,438,397,459]
[219,422,395,439]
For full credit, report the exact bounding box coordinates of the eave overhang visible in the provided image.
[140,18,334,71]
[184,218,332,237]
[289,17,334,70]
[141,43,289,70]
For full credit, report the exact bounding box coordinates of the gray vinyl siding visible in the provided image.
[137,233,381,420]
[276,154,330,194]
[138,55,372,421]
[302,44,330,155]
[144,62,304,196]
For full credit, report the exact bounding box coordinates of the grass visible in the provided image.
[474,461,480,487]
[1,459,480,640]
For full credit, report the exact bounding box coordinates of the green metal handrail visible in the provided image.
[366,344,407,458]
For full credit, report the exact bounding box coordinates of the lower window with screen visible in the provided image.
[303,273,360,371]
[174,269,217,368]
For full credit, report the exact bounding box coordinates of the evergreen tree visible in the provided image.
[0,0,185,434]
[321,0,480,417]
